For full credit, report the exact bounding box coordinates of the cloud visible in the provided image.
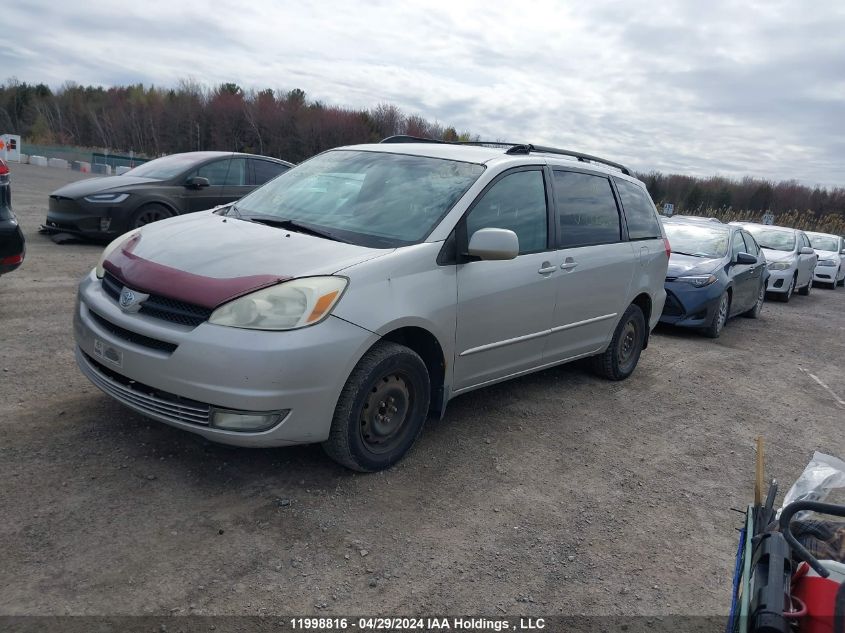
[5,0,844,186]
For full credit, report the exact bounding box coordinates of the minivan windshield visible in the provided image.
[807,234,839,252]
[663,222,729,258]
[743,226,795,252]
[232,150,485,247]
[124,154,204,180]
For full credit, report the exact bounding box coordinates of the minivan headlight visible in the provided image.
[209,276,348,330]
[95,230,140,278]
[768,262,791,270]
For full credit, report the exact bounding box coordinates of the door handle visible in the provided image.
[560,259,578,271]
[538,262,557,275]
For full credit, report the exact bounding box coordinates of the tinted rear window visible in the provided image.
[615,179,661,240]
[553,171,620,248]
[252,159,289,185]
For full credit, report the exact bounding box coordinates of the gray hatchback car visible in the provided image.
[74,138,669,471]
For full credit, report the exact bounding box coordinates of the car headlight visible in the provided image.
[675,274,717,287]
[84,193,129,203]
[95,230,140,278]
[768,262,791,270]
[209,276,348,330]
[818,259,837,266]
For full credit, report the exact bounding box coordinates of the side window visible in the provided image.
[251,159,289,186]
[614,179,662,240]
[741,231,759,256]
[553,171,621,248]
[731,231,746,259]
[465,170,548,255]
[195,158,247,186]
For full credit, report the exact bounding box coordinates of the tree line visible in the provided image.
[0,79,842,230]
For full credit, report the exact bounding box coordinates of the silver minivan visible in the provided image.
[74,139,669,471]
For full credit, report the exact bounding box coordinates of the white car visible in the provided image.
[805,231,845,288]
[732,223,817,302]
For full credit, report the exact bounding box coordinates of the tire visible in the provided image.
[322,341,430,472]
[703,291,730,338]
[591,304,646,381]
[777,275,795,303]
[798,277,811,296]
[130,203,174,229]
[743,283,765,318]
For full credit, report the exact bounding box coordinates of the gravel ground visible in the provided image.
[1,162,844,617]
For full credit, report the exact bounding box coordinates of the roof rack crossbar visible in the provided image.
[378,136,631,175]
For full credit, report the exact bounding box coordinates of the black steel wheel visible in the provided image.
[323,341,430,472]
[591,304,646,381]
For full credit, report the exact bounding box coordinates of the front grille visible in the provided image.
[88,309,178,353]
[102,271,212,327]
[77,349,211,426]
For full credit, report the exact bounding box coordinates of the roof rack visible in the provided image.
[379,136,631,175]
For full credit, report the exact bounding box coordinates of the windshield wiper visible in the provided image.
[243,215,349,243]
[672,251,710,258]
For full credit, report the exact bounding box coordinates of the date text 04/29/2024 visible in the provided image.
[289,617,547,631]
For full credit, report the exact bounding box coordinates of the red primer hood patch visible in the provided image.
[103,234,290,309]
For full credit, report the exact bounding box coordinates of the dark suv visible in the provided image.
[0,159,25,277]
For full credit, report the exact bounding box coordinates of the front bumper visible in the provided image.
[659,280,723,328]
[813,265,839,284]
[764,267,795,294]
[45,196,126,240]
[73,271,379,447]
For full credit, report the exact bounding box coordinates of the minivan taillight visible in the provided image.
[0,160,8,176]
[1,253,23,265]
[663,237,671,259]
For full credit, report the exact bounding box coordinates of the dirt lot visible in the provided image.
[1,162,844,617]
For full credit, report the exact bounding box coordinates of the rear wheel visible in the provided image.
[322,341,430,472]
[130,203,174,229]
[743,284,765,318]
[703,291,730,338]
[591,304,645,381]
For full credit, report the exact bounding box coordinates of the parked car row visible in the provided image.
[5,141,841,472]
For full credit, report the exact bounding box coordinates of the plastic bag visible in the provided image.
[779,451,845,520]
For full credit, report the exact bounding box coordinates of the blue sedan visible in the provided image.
[660,219,770,338]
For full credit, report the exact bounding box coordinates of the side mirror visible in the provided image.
[185,176,210,189]
[467,228,519,261]
[840,248,845,255]
[799,246,815,255]
[735,252,756,265]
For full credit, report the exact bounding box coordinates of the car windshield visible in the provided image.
[807,234,839,252]
[744,226,795,251]
[663,223,729,258]
[124,154,204,180]
[232,150,485,248]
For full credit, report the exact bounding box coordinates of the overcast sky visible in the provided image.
[3,0,844,186]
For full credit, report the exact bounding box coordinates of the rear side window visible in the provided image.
[465,169,548,254]
[615,179,662,240]
[553,171,621,248]
[251,159,289,185]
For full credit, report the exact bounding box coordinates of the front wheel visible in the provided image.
[323,341,430,472]
[130,203,174,229]
[798,277,812,296]
[702,291,730,338]
[777,275,795,303]
[591,304,645,381]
